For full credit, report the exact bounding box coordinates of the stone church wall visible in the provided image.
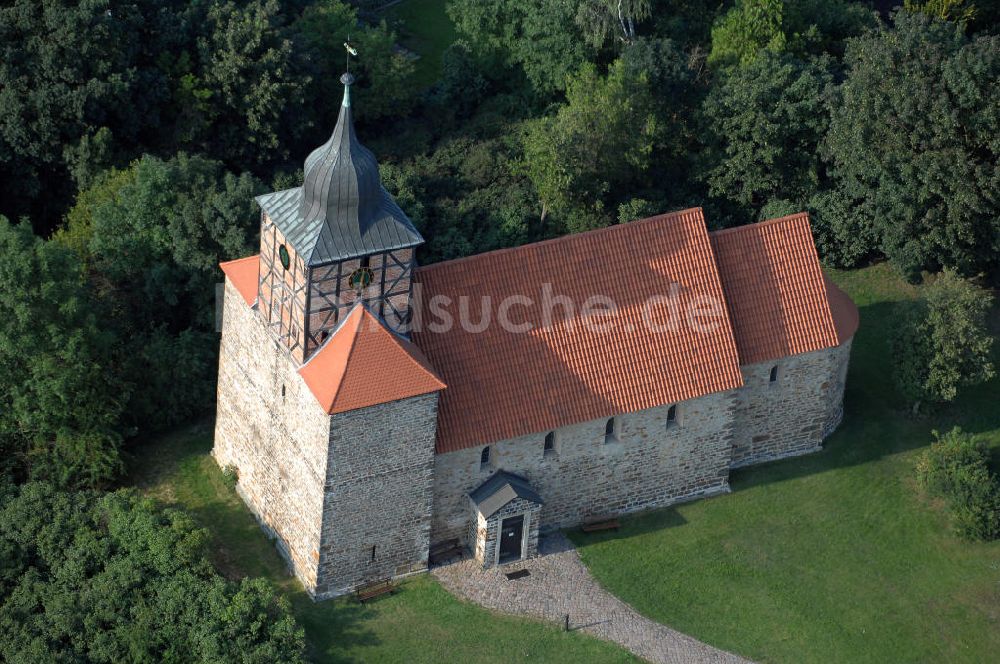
[213,279,331,592]
[730,339,853,468]
[314,392,439,599]
[431,390,739,548]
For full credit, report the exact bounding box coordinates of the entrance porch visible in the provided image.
[468,471,542,568]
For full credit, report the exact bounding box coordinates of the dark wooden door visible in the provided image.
[498,515,524,563]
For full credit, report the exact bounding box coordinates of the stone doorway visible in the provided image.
[498,515,525,563]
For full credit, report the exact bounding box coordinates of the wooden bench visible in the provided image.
[581,517,620,533]
[428,538,464,565]
[355,578,396,603]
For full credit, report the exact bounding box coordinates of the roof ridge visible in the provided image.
[326,305,365,411]
[708,212,811,238]
[418,207,706,274]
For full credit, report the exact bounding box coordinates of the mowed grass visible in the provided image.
[384,0,458,88]
[569,263,1000,663]
[127,426,636,664]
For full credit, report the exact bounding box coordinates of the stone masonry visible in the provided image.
[217,270,853,589]
[730,342,852,468]
[431,389,739,547]
[215,281,440,598]
[214,280,331,591]
[315,392,439,599]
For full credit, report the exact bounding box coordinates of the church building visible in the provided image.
[213,74,859,600]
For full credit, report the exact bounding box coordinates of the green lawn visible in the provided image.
[384,0,458,88]
[126,425,636,663]
[569,263,1000,663]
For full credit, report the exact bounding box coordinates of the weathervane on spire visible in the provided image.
[341,37,358,103]
[343,37,358,77]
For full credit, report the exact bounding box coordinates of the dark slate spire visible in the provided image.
[255,73,423,266]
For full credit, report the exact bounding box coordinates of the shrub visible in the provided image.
[891,270,995,410]
[916,428,1000,541]
[222,464,240,489]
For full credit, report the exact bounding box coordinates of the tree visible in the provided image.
[0,0,187,231]
[447,0,592,95]
[521,59,665,230]
[701,52,834,221]
[708,0,876,69]
[294,0,416,126]
[891,271,995,410]
[904,0,978,26]
[74,153,264,332]
[197,0,305,167]
[822,11,1000,280]
[709,0,787,68]
[0,482,306,662]
[65,153,265,433]
[0,218,125,488]
[575,0,652,48]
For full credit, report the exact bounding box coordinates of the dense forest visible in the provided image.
[0,0,998,659]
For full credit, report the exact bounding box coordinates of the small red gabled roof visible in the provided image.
[220,255,260,306]
[299,304,446,415]
[709,213,842,365]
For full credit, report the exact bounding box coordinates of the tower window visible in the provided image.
[769,366,779,383]
[480,446,491,469]
[370,545,376,562]
[281,384,286,399]
[666,405,677,427]
[544,431,557,457]
[278,244,290,271]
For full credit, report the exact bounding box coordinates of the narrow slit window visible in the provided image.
[769,366,779,383]
[370,545,376,562]
[666,405,677,426]
[544,431,556,456]
[480,446,491,468]
[605,417,618,443]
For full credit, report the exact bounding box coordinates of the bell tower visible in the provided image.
[255,73,424,363]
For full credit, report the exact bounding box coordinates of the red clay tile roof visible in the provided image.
[298,304,445,415]
[220,255,260,306]
[413,208,745,454]
[219,209,859,449]
[708,213,841,365]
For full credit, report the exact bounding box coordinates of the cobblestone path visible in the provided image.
[432,533,752,664]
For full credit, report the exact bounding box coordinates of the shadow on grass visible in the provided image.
[290,592,382,664]
[124,423,384,662]
[734,297,1000,488]
[567,506,688,545]
[572,296,1000,548]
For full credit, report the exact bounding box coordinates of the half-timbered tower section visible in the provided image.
[255,72,423,364]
